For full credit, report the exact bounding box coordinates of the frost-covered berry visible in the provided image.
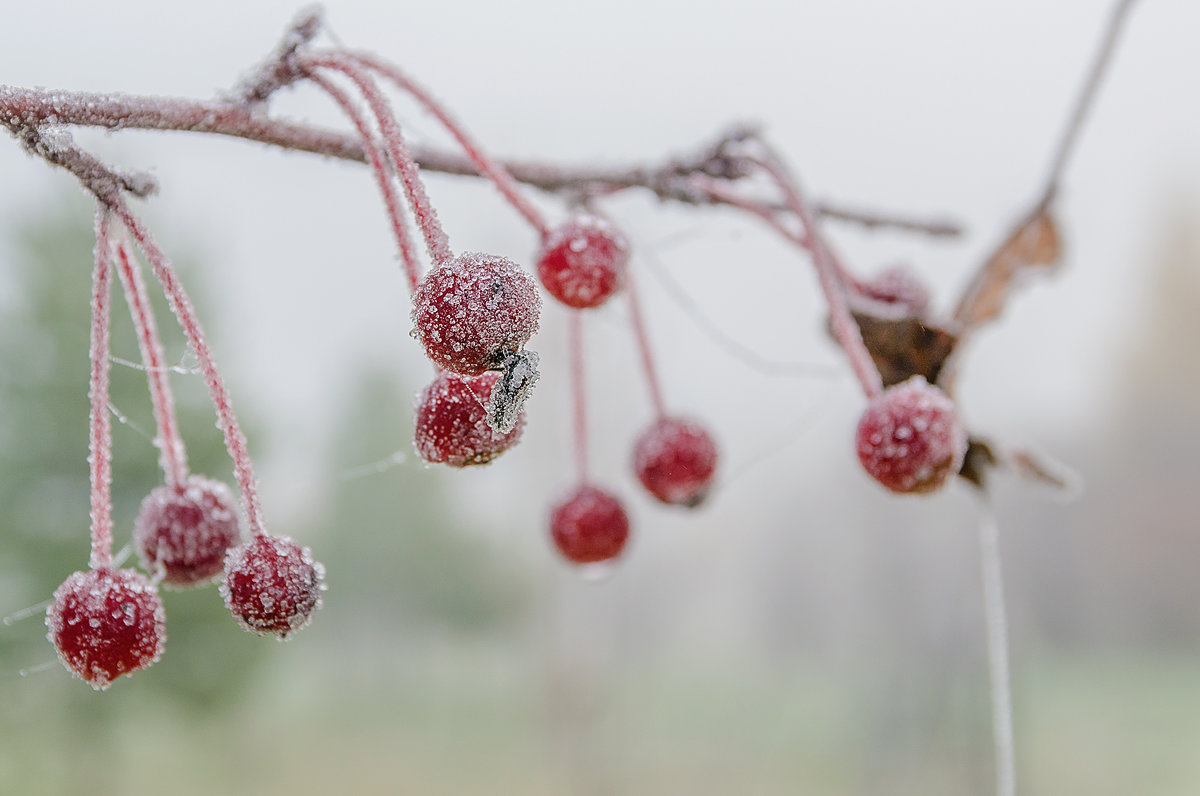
[221,535,325,639]
[854,266,931,318]
[414,371,525,466]
[134,476,242,587]
[536,215,629,309]
[549,486,630,565]
[633,417,718,507]
[855,376,967,494]
[411,252,541,375]
[46,568,166,690]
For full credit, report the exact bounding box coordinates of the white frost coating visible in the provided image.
[134,475,243,588]
[411,252,541,375]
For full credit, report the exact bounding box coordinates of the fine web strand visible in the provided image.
[114,238,189,488]
[751,150,883,399]
[640,246,837,379]
[114,205,268,537]
[107,400,155,443]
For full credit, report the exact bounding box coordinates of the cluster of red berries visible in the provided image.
[321,52,725,570]
[46,214,324,690]
[407,211,719,567]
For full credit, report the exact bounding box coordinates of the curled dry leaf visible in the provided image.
[955,435,1081,494]
[953,210,1062,329]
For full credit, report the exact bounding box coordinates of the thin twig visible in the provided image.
[0,84,960,237]
[978,501,1016,796]
[1036,0,1141,212]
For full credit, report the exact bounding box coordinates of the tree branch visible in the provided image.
[0,84,961,237]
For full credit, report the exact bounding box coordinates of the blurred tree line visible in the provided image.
[0,199,529,712]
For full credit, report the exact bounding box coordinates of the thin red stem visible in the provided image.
[753,151,883,399]
[689,174,868,295]
[569,311,589,484]
[307,71,423,294]
[113,205,268,537]
[113,238,190,489]
[300,55,454,267]
[348,52,551,239]
[88,210,116,571]
[624,268,667,419]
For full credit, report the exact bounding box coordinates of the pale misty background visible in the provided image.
[0,1,1198,794]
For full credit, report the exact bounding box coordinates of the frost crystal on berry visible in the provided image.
[536,215,629,309]
[549,486,630,565]
[46,568,166,690]
[221,534,325,639]
[414,370,525,466]
[411,252,541,376]
[134,476,242,587]
[633,417,718,507]
[855,376,967,494]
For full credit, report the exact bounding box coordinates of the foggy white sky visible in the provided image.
[0,0,1196,531]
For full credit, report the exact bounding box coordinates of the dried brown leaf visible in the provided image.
[953,211,1062,328]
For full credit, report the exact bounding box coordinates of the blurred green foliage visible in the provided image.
[0,200,271,711]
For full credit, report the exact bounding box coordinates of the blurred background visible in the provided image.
[1,0,1197,793]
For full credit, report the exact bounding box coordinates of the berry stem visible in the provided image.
[113,204,268,537]
[978,501,1017,796]
[306,71,422,294]
[689,173,870,295]
[568,311,589,484]
[112,237,190,489]
[752,149,883,398]
[625,268,667,419]
[347,52,551,238]
[87,209,116,571]
[299,54,453,266]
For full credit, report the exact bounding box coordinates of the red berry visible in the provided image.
[46,568,166,690]
[221,534,324,638]
[549,486,630,565]
[411,252,541,375]
[536,215,629,309]
[855,376,967,494]
[633,417,718,507]
[134,476,242,587]
[854,266,931,318]
[414,371,525,466]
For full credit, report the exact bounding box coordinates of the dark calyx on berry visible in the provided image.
[414,370,526,466]
[221,534,325,639]
[550,485,630,565]
[46,568,166,690]
[855,376,967,494]
[536,215,629,309]
[134,475,242,587]
[411,252,541,376]
[633,417,718,507]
